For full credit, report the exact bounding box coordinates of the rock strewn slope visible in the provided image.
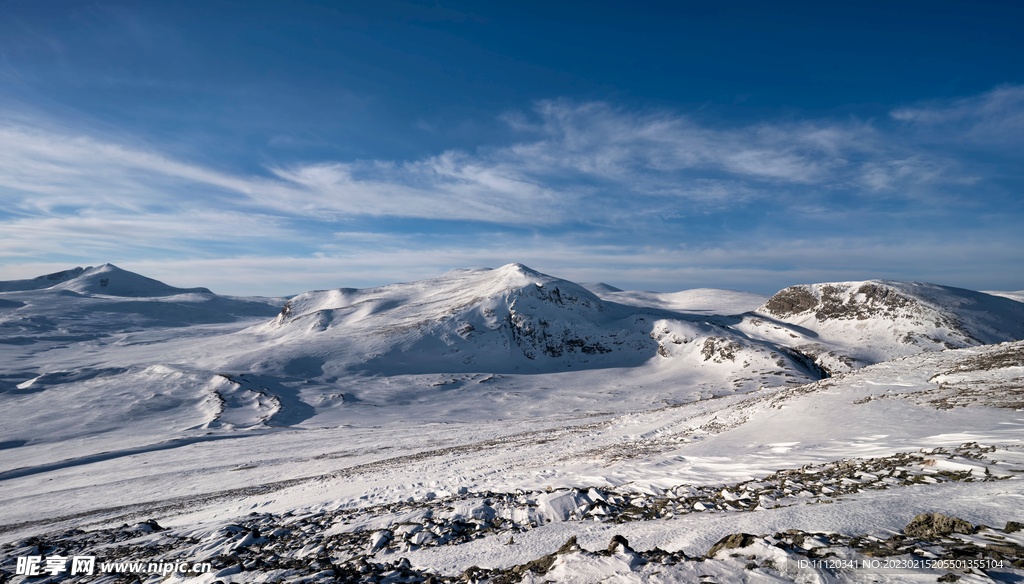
[746,280,1024,373]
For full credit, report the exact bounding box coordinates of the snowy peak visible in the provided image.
[0,266,89,292]
[253,264,657,374]
[0,264,213,297]
[759,280,948,326]
[0,264,284,334]
[759,280,1024,337]
[244,264,826,384]
[749,280,1024,371]
[580,282,624,294]
[480,262,563,290]
[274,263,605,326]
[255,268,1024,379]
[53,264,214,297]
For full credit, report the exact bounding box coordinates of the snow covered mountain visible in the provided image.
[985,289,1024,303]
[3,264,1024,584]
[0,264,213,295]
[737,280,1024,374]
[582,283,769,315]
[213,264,820,398]
[0,263,284,335]
[266,263,636,369]
[0,266,91,292]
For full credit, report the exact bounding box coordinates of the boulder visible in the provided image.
[904,513,974,539]
[705,533,758,558]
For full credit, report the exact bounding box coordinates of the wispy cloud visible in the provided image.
[0,124,287,212]
[1,95,984,226]
[6,232,1017,297]
[890,84,1024,146]
[1,86,1022,293]
[266,157,572,224]
[507,101,850,183]
[0,210,298,258]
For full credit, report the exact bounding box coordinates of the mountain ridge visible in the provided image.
[0,263,215,296]
[746,279,1024,373]
[7,262,1020,382]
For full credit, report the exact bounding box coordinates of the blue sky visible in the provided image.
[1,1,1022,296]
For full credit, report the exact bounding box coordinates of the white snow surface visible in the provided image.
[2,263,1024,583]
[581,284,770,315]
[985,290,1024,304]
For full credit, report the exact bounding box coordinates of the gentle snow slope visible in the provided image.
[583,284,769,315]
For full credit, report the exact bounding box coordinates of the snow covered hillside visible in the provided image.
[739,280,1024,374]
[0,263,284,338]
[985,290,1024,304]
[0,263,215,296]
[1,264,1023,583]
[225,263,817,389]
[582,283,769,316]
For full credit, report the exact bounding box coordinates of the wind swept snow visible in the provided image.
[985,290,1024,304]
[583,285,770,316]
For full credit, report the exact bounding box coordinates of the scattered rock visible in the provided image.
[762,286,818,316]
[905,513,975,539]
[558,535,580,554]
[2,445,1018,584]
[606,534,631,554]
[705,533,757,559]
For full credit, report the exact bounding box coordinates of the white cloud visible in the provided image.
[0,96,975,241]
[0,98,957,229]
[504,101,850,184]
[2,88,1021,294]
[857,156,965,191]
[890,84,1024,145]
[3,233,1016,297]
[0,209,298,258]
[266,157,572,224]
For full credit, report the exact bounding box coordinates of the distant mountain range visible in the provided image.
[3,263,1022,381]
[235,263,1024,380]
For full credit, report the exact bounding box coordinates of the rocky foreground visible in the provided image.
[3,443,1023,583]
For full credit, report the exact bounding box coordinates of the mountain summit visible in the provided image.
[256,263,646,374]
[749,279,1024,372]
[222,263,823,389]
[0,263,213,297]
